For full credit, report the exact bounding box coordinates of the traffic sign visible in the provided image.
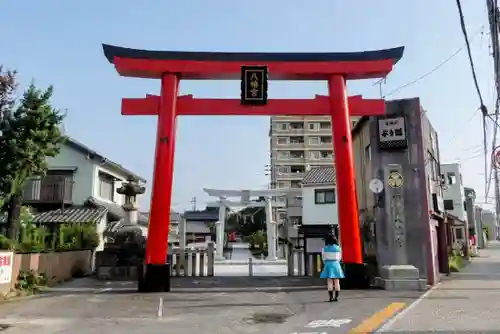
[387,171,403,188]
[493,146,500,170]
[369,178,384,193]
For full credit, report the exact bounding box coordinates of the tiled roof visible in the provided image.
[185,221,211,234]
[86,196,148,224]
[302,166,336,186]
[0,206,107,224]
[184,208,219,221]
[65,137,146,183]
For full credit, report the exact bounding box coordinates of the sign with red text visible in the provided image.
[493,146,500,170]
[0,251,14,284]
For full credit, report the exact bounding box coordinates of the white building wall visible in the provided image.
[441,163,466,221]
[45,145,95,205]
[46,143,144,207]
[301,185,338,226]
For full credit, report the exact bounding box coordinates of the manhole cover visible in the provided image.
[0,324,11,331]
[244,313,290,324]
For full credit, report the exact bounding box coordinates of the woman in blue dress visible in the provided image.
[320,234,344,302]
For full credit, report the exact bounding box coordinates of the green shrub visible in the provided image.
[0,235,17,250]
[15,270,48,294]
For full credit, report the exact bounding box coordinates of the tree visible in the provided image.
[0,72,65,240]
[227,207,266,237]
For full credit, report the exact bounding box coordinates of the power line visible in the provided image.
[378,25,486,98]
[455,0,487,108]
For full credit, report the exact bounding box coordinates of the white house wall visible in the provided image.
[46,143,144,207]
[302,185,339,226]
[45,145,95,205]
[441,163,466,221]
[93,165,125,206]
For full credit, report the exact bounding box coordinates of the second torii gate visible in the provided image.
[103,44,404,292]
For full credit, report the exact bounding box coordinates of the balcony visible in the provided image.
[22,175,74,204]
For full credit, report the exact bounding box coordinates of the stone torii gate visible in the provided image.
[204,188,301,261]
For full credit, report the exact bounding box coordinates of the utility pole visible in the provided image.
[190,196,197,211]
[487,0,500,239]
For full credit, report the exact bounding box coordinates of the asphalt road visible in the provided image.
[0,277,423,334]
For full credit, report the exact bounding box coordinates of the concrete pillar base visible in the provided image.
[375,264,427,291]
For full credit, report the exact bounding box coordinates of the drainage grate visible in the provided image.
[244,313,290,324]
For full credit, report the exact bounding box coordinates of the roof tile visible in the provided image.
[302,166,336,186]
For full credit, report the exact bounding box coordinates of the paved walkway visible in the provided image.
[378,240,500,332]
[0,276,422,333]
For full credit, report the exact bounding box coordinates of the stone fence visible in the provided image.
[0,250,92,296]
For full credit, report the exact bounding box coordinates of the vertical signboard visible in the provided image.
[0,251,14,284]
[240,65,268,106]
[384,164,407,265]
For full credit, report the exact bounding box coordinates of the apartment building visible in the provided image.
[269,115,359,223]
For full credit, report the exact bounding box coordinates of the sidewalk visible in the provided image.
[378,241,500,332]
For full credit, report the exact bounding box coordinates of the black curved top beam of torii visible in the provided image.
[102,44,405,65]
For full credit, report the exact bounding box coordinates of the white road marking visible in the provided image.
[376,283,440,332]
[157,297,164,318]
[94,288,112,294]
[305,319,352,328]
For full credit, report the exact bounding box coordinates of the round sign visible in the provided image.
[388,171,404,188]
[493,146,500,169]
[369,178,384,194]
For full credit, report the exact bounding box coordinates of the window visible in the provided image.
[315,189,336,204]
[310,151,321,159]
[290,216,303,226]
[276,166,289,174]
[277,137,289,145]
[308,123,319,131]
[277,181,290,188]
[447,172,457,185]
[364,144,371,162]
[278,151,290,159]
[319,122,331,129]
[455,227,464,240]
[98,172,115,201]
[444,199,454,210]
[290,136,304,144]
[290,165,305,173]
[320,136,332,144]
[277,123,288,131]
[278,212,287,222]
[290,151,304,159]
[309,137,320,145]
[289,122,304,130]
[291,181,301,188]
[320,151,333,159]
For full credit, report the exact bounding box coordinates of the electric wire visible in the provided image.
[376,25,485,98]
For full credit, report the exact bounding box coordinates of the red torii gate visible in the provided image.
[102,44,404,292]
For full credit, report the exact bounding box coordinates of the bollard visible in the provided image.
[248,257,253,277]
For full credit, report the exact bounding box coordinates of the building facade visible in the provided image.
[441,163,466,221]
[352,98,446,285]
[269,115,359,222]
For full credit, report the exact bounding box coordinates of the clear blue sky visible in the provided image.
[2,0,494,211]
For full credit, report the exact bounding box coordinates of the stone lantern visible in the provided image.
[117,176,146,226]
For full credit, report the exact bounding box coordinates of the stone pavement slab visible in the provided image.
[0,277,422,334]
[378,241,500,333]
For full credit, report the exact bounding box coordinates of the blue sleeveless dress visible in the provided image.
[320,244,345,279]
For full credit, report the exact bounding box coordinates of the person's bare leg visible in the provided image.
[333,279,340,301]
[327,279,334,301]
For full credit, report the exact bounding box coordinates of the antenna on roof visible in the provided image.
[60,123,67,136]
